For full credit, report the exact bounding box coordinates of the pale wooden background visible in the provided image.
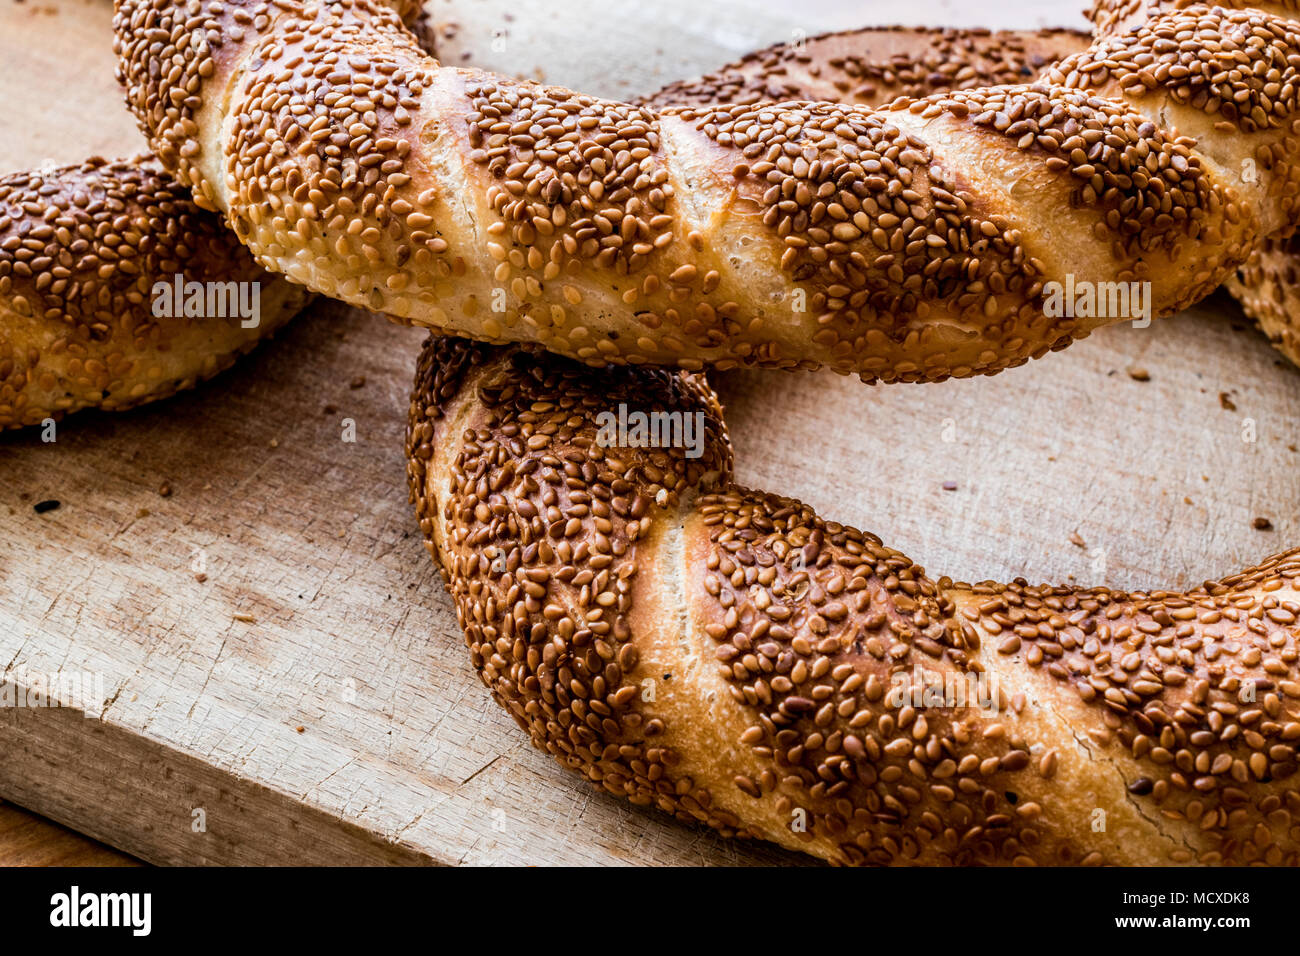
[0,0,1295,865]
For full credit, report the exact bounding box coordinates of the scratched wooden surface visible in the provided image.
[0,0,1296,866]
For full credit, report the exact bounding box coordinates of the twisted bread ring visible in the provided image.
[0,3,439,430]
[0,4,1282,865]
[13,20,1290,429]
[0,157,310,430]
[0,27,1092,430]
[113,0,1300,383]
[648,21,1300,369]
[8,20,1295,427]
[408,335,1300,866]
[641,26,1093,109]
[393,10,1300,866]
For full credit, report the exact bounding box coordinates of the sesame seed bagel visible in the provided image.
[0,156,311,430]
[408,336,1300,866]
[1092,0,1300,37]
[641,26,1093,110]
[650,21,1300,370]
[0,1,444,431]
[113,0,1300,383]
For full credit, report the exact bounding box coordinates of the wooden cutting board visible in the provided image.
[0,0,1296,866]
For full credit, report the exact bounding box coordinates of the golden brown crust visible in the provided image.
[408,335,1300,866]
[1225,237,1300,366]
[650,22,1300,367]
[113,0,1300,383]
[0,156,310,429]
[641,27,1092,110]
[949,555,1300,866]
[1091,0,1300,37]
[0,0,440,430]
[406,339,747,832]
[380,16,1300,866]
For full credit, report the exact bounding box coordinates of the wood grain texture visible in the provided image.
[0,800,138,866]
[0,0,1296,866]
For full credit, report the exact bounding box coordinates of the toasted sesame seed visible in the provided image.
[112,1,1293,383]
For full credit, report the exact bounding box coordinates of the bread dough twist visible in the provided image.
[0,2,443,429]
[113,0,1300,382]
[648,18,1300,372]
[0,157,310,429]
[408,334,1300,866]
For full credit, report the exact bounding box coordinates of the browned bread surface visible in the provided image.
[650,20,1300,367]
[113,0,1300,382]
[1227,237,1300,366]
[0,2,448,429]
[641,26,1092,109]
[0,157,310,429]
[408,335,1300,866]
